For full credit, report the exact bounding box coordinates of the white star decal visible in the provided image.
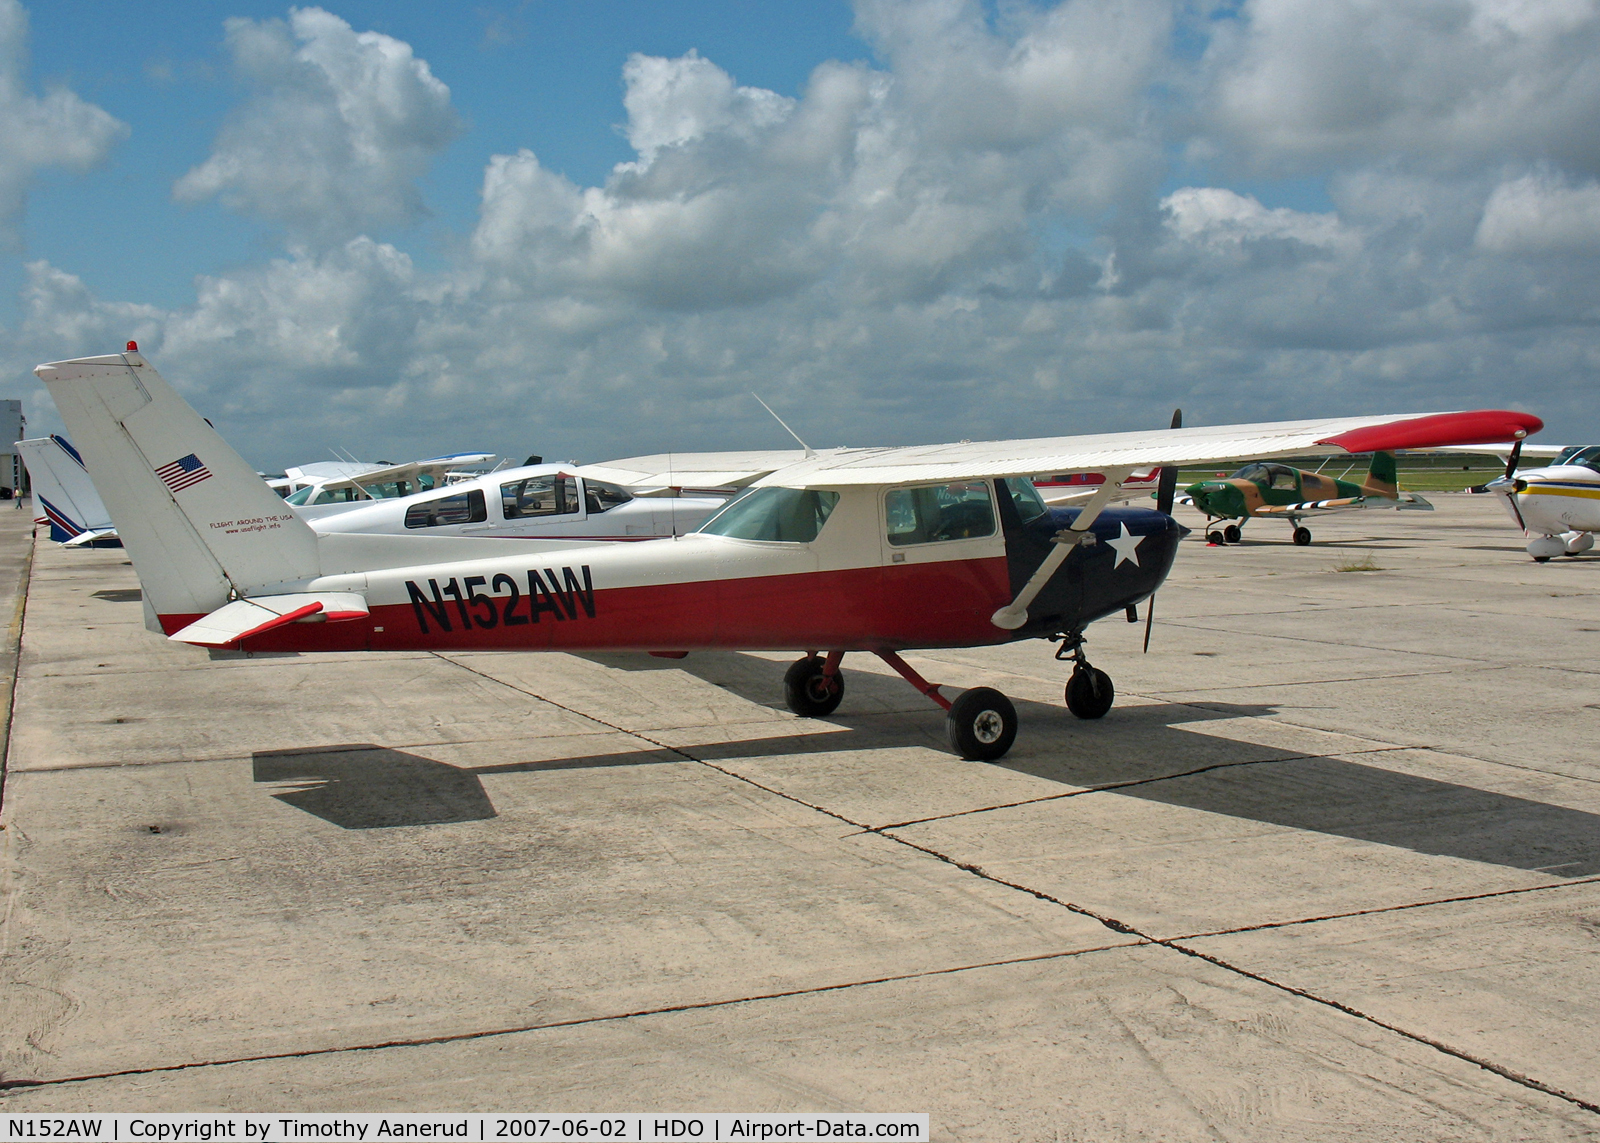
[1107,522,1144,568]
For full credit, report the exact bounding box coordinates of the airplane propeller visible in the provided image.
[1501,437,1527,530]
[1144,408,1182,653]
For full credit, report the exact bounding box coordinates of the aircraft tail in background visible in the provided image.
[16,435,119,546]
[34,346,323,631]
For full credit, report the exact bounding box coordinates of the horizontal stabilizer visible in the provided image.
[170,592,368,647]
[61,527,120,548]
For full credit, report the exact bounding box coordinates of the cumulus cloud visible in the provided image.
[0,0,126,242]
[1200,0,1600,174]
[173,6,462,243]
[11,0,1600,464]
[1476,171,1600,253]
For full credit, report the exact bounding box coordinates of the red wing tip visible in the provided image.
[1317,411,1545,454]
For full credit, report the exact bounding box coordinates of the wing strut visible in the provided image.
[991,466,1136,631]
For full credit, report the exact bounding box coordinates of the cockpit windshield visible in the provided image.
[1559,445,1600,473]
[1231,463,1269,483]
[1002,477,1049,524]
[697,487,839,543]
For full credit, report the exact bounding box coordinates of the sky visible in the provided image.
[1,0,1596,471]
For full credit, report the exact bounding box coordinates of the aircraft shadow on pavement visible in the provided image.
[568,651,1600,878]
[254,655,1600,877]
[253,744,498,830]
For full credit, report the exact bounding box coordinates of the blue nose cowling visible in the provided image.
[1002,505,1187,639]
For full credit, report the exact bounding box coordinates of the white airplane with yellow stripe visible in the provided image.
[36,346,1543,761]
[1487,445,1600,561]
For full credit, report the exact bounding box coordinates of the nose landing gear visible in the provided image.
[1056,632,1115,719]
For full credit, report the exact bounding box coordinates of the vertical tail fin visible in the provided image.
[1361,451,1399,499]
[16,436,113,543]
[34,349,321,631]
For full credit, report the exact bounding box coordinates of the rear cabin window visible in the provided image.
[360,476,434,500]
[886,482,996,546]
[405,488,487,528]
[585,479,633,514]
[697,487,839,542]
[501,475,579,519]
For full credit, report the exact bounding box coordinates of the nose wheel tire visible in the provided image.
[947,687,1018,761]
[1065,666,1115,719]
[1292,526,1312,546]
[1223,524,1242,544]
[784,655,845,717]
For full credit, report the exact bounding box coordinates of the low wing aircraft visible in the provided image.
[1484,443,1600,561]
[16,435,119,547]
[1184,450,1435,545]
[36,346,1542,761]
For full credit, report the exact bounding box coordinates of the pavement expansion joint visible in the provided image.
[0,940,1142,1094]
[868,745,1418,832]
[0,530,34,819]
[427,652,1600,1123]
[1174,872,1600,942]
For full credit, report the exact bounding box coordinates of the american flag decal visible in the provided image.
[155,453,212,494]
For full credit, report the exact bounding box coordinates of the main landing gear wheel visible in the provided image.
[1065,666,1115,720]
[1223,524,1242,544]
[1207,530,1227,545]
[784,655,844,717]
[946,687,1017,761]
[1292,526,1312,546]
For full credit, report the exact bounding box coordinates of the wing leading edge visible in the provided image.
[753,410,1544,488]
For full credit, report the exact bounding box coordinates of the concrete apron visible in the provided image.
[0,495,1598,1139]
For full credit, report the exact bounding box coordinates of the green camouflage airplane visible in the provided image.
[1184,451,1431,545]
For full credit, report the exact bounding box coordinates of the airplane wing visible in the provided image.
[313,453,497,496]
[754,411,1544,487]
[576,450,812,494]
[1255,493,1434,515]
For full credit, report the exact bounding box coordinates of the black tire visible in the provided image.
[1534,556,1552,563]
[1223,524,1242,544]
[783,656,844,717]
[1065,667,1114,719]
[1292,526,1312,546]
[946,687,1017,761]
[1207,530,1226,545]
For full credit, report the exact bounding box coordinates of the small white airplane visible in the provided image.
[16,435,119,547]
[302,462,728,541]
[1485,443,1600,561]
[35,344,1543,761]
[279,453,498,506]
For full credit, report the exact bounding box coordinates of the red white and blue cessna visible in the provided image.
[36,346,1543,761]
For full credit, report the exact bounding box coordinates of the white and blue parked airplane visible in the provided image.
[1486,444,1600,561]
[16,435,120,547]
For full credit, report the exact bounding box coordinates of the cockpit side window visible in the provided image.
[405,488,488,528]
[697,487,840,542]
[584,479,633,514]
[1266,465,1299,491]
[501,475,580,519]
[885,481,996,546]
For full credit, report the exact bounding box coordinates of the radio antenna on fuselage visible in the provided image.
[752,393,815,458]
